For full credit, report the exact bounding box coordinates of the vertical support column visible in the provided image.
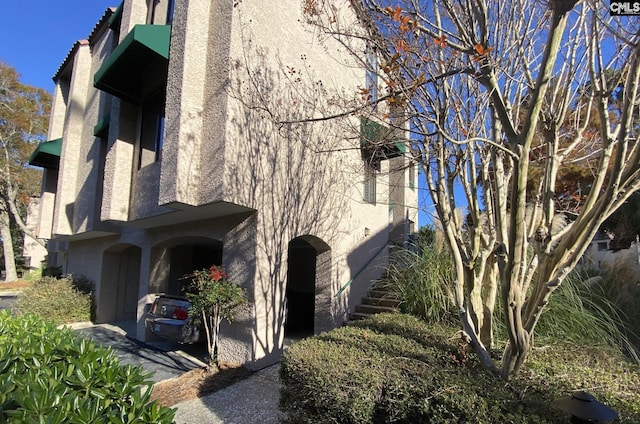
[52,42,91,236]
[388,155,407,246]
[137,245,152,341]
[160,0,212,206]
[101,100,136,222]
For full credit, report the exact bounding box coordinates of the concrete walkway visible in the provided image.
[71,322,208,383]
[172,364,284,424]
[73,322,284,423]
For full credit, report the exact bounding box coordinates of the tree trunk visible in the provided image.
[5,194,46,249]
[0,209,17,282]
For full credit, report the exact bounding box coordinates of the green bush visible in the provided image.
[16,275,94,325]
[280,313,640,423]
[0,311,175,423]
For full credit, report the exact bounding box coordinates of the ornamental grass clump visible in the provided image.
[184,265,247,367]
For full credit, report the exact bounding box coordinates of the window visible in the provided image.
[365,47,378,107]
[138,88,165,168]
[597,241,608,252]
[409,160,416,190]
[147,0,175,25]
[363,163,377,204]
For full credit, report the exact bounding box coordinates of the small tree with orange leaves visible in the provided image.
[184,265,247,368]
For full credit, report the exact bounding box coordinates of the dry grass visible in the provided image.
[150,362,253,407]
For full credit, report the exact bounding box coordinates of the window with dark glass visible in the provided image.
[409,160,416,190]
[365,46,378,107]
[147,0,175,25]
[138,88,165,168]
[363,163,377,204]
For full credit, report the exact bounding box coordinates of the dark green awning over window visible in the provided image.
[28,138,62,169]
[93,114,111,138]
[94,24,170,103]
[360,117,406,161]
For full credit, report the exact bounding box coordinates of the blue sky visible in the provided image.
[0,1,115,92]
[0,0,432,227]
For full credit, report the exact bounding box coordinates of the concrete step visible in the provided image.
[362,296,401,308]
[348,312,373,321]
[368,289,398,299]
[355,304,400,315]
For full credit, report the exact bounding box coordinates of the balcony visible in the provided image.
[94,25,170,104]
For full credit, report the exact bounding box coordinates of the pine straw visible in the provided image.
[0,280,33,290]
[150,362,254,407]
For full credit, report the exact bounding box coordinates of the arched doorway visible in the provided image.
[164,240,223,295]
[285,236,331,337]
[148,237,224,296]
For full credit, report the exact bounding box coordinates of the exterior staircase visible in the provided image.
[348,282,401,321]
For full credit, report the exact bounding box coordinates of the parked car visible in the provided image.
[145,294,202,344]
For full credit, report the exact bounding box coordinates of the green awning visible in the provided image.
[93,114,111,138]
[94,24,170,103]
[108,2,123,28]
[360,117,405,160]
[28,138,62,169]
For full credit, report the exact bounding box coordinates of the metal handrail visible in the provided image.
[334,239,391,298]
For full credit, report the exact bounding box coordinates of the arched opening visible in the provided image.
[165,240,223,295]
[98,244,142,323]
[148,238,224,296]
[285,236,331,338]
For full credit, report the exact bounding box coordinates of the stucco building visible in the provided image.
[29,0,417,368]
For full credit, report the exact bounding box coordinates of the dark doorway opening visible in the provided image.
[167,241,223,295]
[285,238,316,337]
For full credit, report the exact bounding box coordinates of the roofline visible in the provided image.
[52,7,116,83]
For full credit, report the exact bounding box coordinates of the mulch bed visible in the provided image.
[150,362,253,407]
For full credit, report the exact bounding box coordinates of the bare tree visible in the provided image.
[299,0,640,379]
[0,63,50,281]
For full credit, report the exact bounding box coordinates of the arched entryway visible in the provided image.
[285,236,331,337]
[98,244,142,323]
[148,237,224,296]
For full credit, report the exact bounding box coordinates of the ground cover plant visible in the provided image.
[15,275,94,324]
[280,313,640,423]
[0,311,175,423]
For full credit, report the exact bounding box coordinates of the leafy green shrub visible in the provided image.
[0,311,175,423]
[41,265,63,278]
[281,313,640,423]
[183,265,247,367]
[16,275,94,325]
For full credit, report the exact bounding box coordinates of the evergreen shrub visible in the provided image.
[280,313,640,423]
[16,275,94,324]
[0,311,175,423]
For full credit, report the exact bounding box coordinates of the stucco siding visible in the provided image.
[35,0,419,368]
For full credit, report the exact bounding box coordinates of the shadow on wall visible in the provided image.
[342,223,393,316]
[222,30,361,362]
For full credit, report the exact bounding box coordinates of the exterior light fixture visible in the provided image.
[553,391,619,423]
